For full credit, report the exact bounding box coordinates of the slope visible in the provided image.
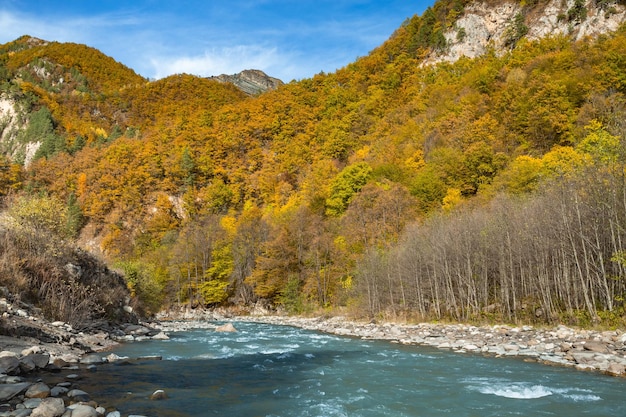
[1,0,626,324]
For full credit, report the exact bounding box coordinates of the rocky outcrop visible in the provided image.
[209,69,283,96]
[0,95,40,166]
[426,0,626,65]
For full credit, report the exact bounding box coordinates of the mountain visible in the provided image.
[1,0,626,324]
[209,69,284,96]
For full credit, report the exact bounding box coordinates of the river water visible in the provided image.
[82,322,626,416]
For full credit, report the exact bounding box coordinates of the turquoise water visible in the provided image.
[84,322,626,416]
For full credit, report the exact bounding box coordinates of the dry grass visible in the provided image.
[0,220,131,329]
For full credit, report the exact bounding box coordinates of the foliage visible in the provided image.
[326,162,372,216]
[0,155,23,198]
[1,1,626,324]
[116,260,164,315]
[0,204,131,327]
[7,194,72,238]
[504,13,529,47]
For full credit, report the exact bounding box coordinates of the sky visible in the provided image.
[0,1,431,82]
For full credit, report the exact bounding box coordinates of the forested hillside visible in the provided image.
[1,0,626,326]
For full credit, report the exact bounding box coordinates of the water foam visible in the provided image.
[479,384,553,399]
[563,394,602,402]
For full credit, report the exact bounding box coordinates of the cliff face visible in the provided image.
[425,0,626,65]
[209,69,283,96]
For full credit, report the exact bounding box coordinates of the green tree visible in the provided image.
[326,162,372,216]
[21,107,65,161]
[576,120,622,165]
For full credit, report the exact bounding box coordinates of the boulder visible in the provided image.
[14,410,33,417]
[215,323,237,333]
[150,389,168,400]
[66,404,98,417]
[503,344,520,352]
[50,386,69,397]
[151,332,170,340]
[67,389,90,402]
[105,412,121,417]
[25,382,51,398]
[0,382,31,401]
[104,353,129,363]
[0,355,21,375]
[19,355,37,373]
[23,398,44,409]
[606,362,626,376]
[583,341,607,353]
[27,353,51,369]
[571,351,597,365]
[123,325,150,336]
[30,397,66,417]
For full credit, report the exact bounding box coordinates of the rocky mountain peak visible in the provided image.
[424,0,626,65]
[209,69,283,96]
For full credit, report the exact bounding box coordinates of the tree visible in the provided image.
[232,204,269,304]
[326,162,372,216]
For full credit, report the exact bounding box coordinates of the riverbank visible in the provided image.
[2,306,626,417]
[0,296,167,417]
[155,310,626,377]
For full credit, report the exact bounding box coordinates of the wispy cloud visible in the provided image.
[149,45,285,79]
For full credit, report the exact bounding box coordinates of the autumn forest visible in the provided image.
[2,0,626,326]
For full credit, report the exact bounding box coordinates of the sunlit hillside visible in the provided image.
[1,0,626,325]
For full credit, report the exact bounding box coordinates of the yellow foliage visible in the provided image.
[541,146,588,178]
[220,215,237,237]
[442,187,462,213]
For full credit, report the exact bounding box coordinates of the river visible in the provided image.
[81,322,626,416]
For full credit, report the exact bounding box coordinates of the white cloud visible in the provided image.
[148,45,288,80]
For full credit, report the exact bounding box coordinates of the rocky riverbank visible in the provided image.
[0,296,169,417]
[235,315,626,377]
[155,309,626,378]
[3,303,626,417]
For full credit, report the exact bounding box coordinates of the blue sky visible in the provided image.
[0,1,431,82]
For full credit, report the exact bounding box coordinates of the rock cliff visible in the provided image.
[425,0,626,65]
[209,69,283,96]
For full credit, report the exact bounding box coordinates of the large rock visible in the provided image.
[151,331,169,340]
[150,389,168,400]
[606,362,626,376]
[67,389,90,402]
[215,323,237,333]
[583,341,607,353]
[50,385,68,397]
[19,355,37,373]
[0,382,31,401]
[25,382,51,398]
[30,397,66,417]
[209,69,283,96]
[571,351,598,365]
[0,355,21,375]
[123,325,150,336]
[66,404,98,417]
[26,353,51,369]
